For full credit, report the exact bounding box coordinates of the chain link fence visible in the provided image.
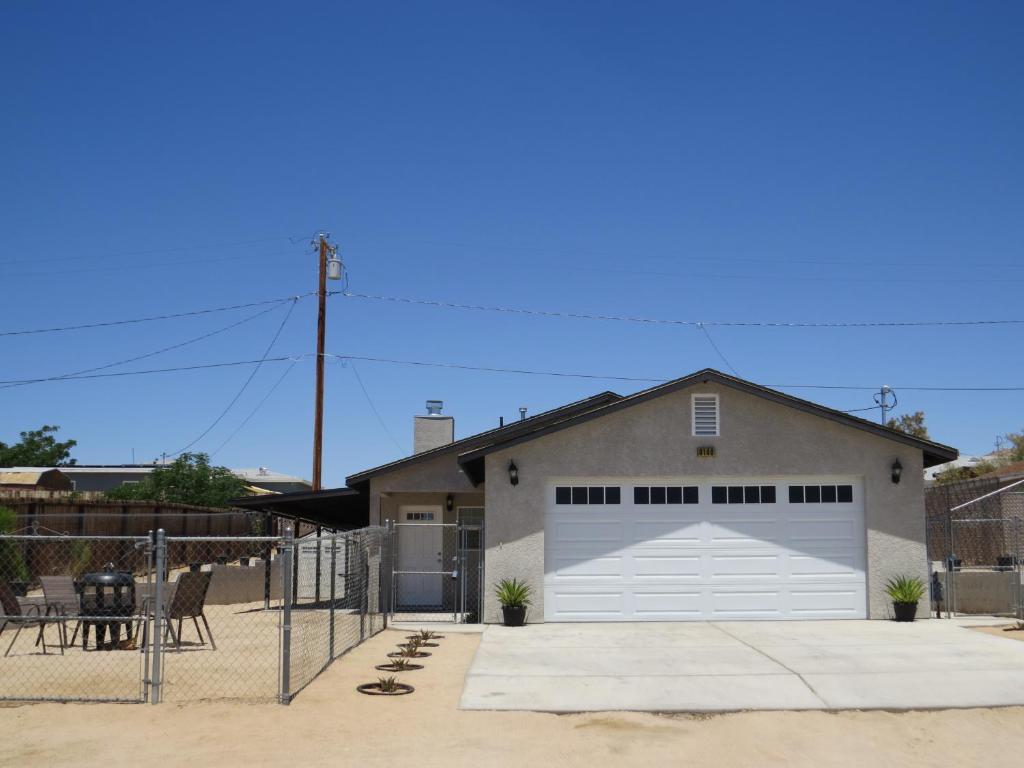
[926,478,1024,618]
[0,522,391,705]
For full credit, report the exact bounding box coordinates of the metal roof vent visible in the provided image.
[519,407,528,421]
[426,400,444,416]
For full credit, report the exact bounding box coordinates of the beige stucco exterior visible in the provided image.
[367,380,932,623]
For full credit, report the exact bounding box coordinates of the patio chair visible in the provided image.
[0,582,62,657]
[164,571,216,651]
[40,575,81,647]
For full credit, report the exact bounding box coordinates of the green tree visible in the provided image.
[104,453,246,508]
[886,411,930,440]
[1002,430,1024,462]
[0,425,77,467]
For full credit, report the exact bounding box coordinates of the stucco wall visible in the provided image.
[368,452,481,526]
[483,382,929,622]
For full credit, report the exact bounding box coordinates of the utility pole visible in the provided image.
[312,233,342,491]
[875,385,895,426]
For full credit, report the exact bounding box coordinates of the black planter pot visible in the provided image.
[501,605,527,627]
[892,601,918,622]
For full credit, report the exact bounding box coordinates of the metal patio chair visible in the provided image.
[0,581,62,657]
[164,571,216,651]
[40,575,81,648]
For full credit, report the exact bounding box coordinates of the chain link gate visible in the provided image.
[389,521,483,623]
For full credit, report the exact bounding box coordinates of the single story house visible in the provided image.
[345,368,957,623]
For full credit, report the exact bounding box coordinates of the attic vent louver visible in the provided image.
[692,394,719,437]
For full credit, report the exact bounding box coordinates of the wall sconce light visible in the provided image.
[508,460,519,486]
[891,459,903,484]
[446,494,454,512]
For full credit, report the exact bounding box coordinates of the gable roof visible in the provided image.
[456,368,958,469]
[345,390,621,485]
[347,369,958,487]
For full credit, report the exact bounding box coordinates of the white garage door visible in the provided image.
[544,477,866,621]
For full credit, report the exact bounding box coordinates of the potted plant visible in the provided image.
[886,575,926,622]
[405,629,441,646]
[494,577,531,627]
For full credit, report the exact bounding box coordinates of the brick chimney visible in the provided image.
[414,400,454,454]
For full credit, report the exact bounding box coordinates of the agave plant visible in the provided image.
[494,577,532,608]
[417,630,437,641]
[885,575,926,604]
[377,676,401,693]
[388,657,415,671]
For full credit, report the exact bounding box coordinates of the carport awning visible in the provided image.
[230,487,369,530]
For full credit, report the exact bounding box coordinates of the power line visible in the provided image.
[343,359,406,455]
[0,293,313,337]
[0,233,315,267]
[697,323,740,376]
[337,291,1024,329]
[0,355,303,385]
[210,359,300,458]
[2,348,1023,394]
[0,301,291,390]
[0,250,304,279]
[166,298,300,457]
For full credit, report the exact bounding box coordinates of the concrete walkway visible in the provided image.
[459,619,1024,712]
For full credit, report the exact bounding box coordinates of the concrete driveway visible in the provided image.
[459,619,1024,712]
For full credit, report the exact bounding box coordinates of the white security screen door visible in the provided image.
[545,477,866,621]
[397,507,444,607]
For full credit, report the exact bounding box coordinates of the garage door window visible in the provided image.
[711,485,776,504]
[556,486,621,505]
[633,486,699,504]
[788,484,854,503]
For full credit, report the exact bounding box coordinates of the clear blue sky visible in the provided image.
[1,2,1022,485]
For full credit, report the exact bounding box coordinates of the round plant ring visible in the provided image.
[406,635,445,641]
[357,682,414,696]
[387,650,431,658]
[375,662,425,672]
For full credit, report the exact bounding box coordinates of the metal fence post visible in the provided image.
[329,532,337,660]
[150,529,166,705]
[141,529,154,702]
[280,525,294,705]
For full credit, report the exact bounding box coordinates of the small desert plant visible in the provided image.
[417,629,437,641]
[387,657,415,671]
[377,676,401,693]
[885,575,926,604]
[494,577,532,608]
[397,642,422,657]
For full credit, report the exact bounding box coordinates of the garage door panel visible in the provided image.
[707,519,780,546]
[545,477,866,621]
[789,552,862,578]
[633,520,702,544]
[553,520,622,544]
[631,554,702,579]
[546,589,625,619]
[710,590,782,617]
[633,590,703,617]
[710,554,781,579]
[551,554,623,579]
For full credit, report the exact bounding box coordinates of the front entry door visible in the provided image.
[397,507,444,607]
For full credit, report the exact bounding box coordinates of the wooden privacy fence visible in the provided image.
[0,497,271,579]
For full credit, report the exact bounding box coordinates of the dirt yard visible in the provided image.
[972,623,1024,642]
[4,627,1024,767]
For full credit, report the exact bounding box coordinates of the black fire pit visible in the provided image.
[79,564,137,651]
